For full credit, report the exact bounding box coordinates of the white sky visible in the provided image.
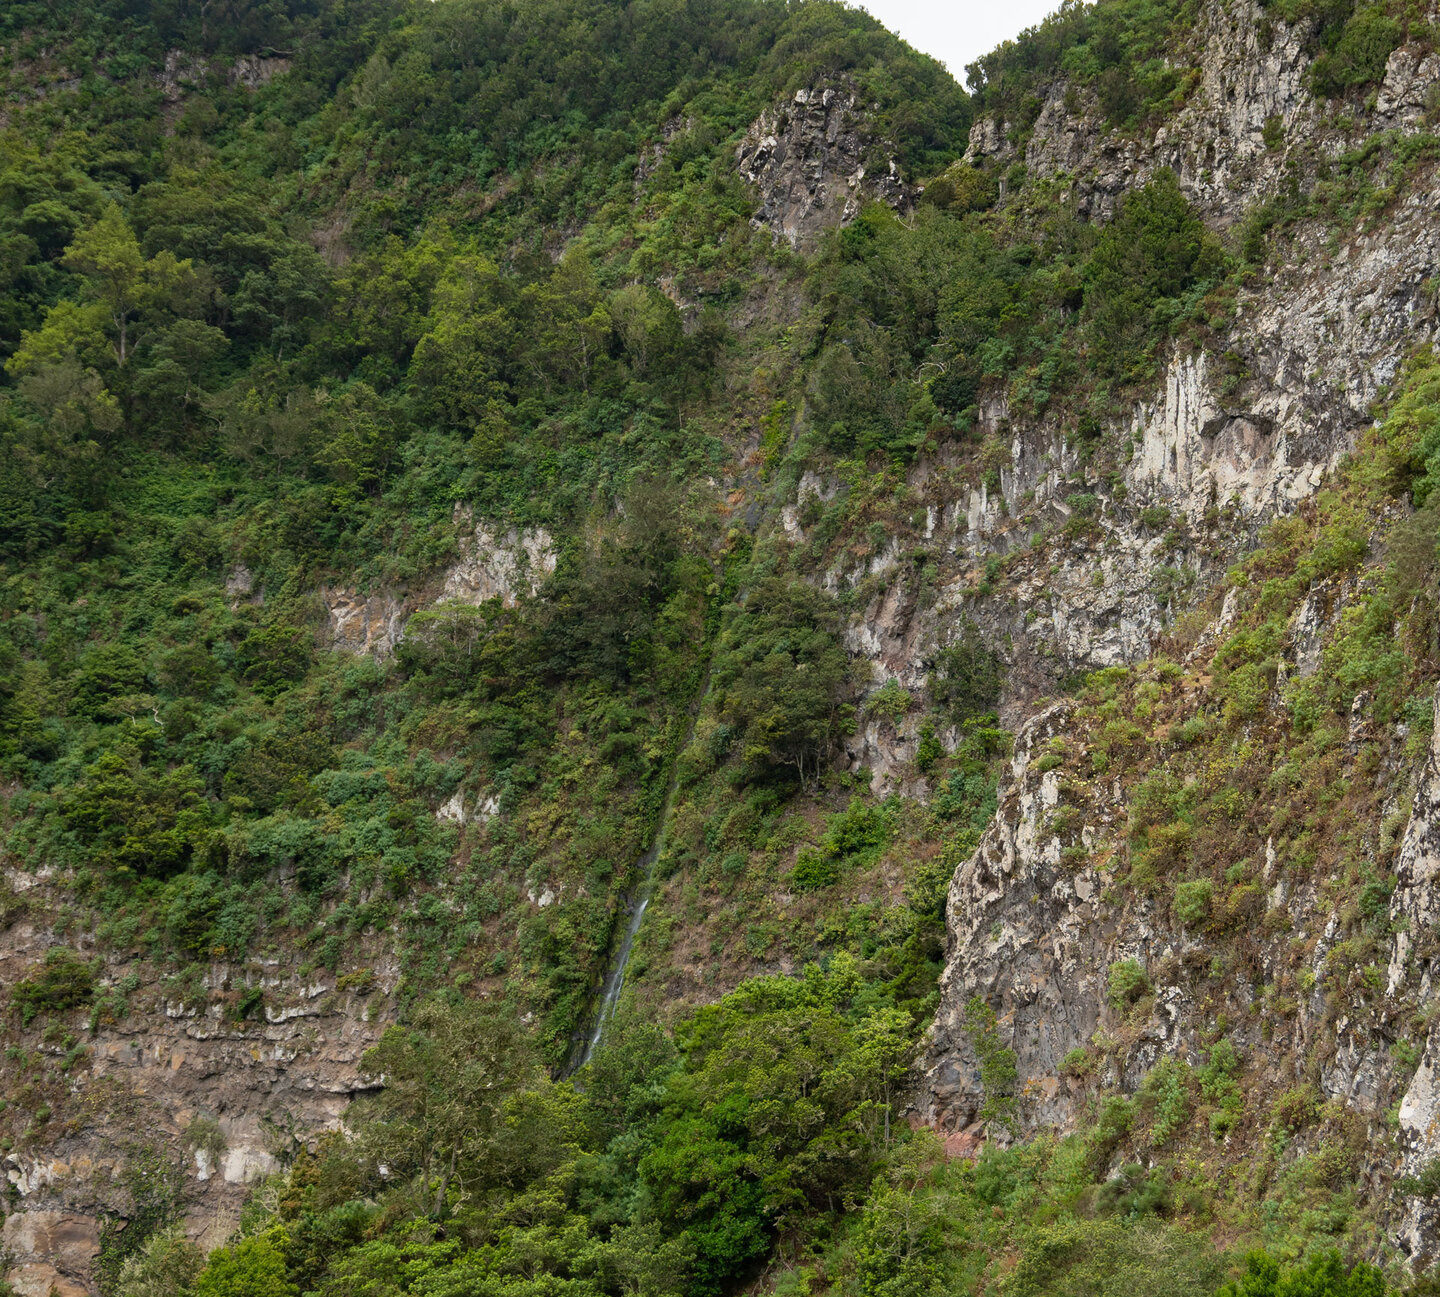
[859,0,1067,85]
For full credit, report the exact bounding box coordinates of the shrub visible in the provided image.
[74,645,148,719]
[1095,1163,1171,1218]
[711,576,853,789]
[1172,878,1213,926]
[1106,959,1151,1011]
[11,948,96,1026]
[791,848,836,891]
[822,798,891,863]
[1084,170,1225,379]
[192,1232,297,1297]
[1197,1038,1244,1139]
[236,625,312,698]
[867,678,912,724]
[1272,1084,1320,1133]
[62,750,215,878]
[1007,1217,1225,1297]
[1216,1249,1385,1297]
[1140,1057,1192,1146]
[1309,7,1403,98]
[961,996,1017,1129]
[915,720,944,773]
[930,622,1004,724]
[1130,820,1192,886]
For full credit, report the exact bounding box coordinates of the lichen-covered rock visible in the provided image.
[1,1211,97,1297]
[323,586,409,655]
[919,702,1131,1142]
[0,895,398,1291]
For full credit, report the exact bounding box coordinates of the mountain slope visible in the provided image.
[1,0,1440,1293]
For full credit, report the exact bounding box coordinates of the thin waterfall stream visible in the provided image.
[569,673,709,1072]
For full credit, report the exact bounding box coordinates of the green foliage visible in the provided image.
[712,576,853,788]
[192,1233,297,1297]
[0,6,1417,1295]
[1007,1217,1227,1297]
[966,0,1195,127]
[915,720,945,773]
[1216,1248,1387,1297]
[867,678,912,723]
[60,749,215,879]
[931,622,1005,724]
[1378,347,1440,506]
[236,626,312,699]
[1085,169,1225,379]
[350,998,537,1217]
[852,1137,959,1297]
[1096,1162,1172,1217]
[113,1226,204,1297]
[961,995,1018,1129]
[1106,958,1151,1010]
[1309,7,1404,98]
[96,1145,185,1295]
[10,947,96,1026]
[1174,877,1214,926]
[1197,1039,1245,1139]
[1139,1057,1192,1147]
[793,846,838,891]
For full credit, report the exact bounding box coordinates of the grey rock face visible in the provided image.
[736,86,915,250]
[322,508,557,657]
[1389,689,1440,1263]
[824,0,1440,792]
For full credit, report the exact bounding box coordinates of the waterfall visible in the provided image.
[568,671,707,1072]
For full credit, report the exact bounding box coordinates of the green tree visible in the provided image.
[350,999,537,1217]
[10,947,96,1026]
[59,203,196,368]
[113,1225,205,1297]
[930,621,1004,723]
[1084,170,1223,378]
[408,251,515,427]
[712,576,853,789]
[1216,1249,1386,1297]
[192,1232,297,1297]
[14,357,122,487]
[609,282,681,378]
[61,749,214,878]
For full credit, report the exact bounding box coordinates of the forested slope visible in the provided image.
[1,0,1439,1293]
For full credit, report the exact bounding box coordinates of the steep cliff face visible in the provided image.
[737,85,917,249]
[969,0,1439,226]
[824,0,1440,755]
[1389,698,1440,1263]
[891,0,1440,1263]
[0,878,397,1295]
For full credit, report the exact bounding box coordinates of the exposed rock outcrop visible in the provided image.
[0,895,396,1294]
[441,510,557,607]
[324,586,409,656]
[826,0,1440,793]
[969,1,1439,227]
[1389,687,1440,1263]
[323,510,557,656]
[737,86,916,250]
